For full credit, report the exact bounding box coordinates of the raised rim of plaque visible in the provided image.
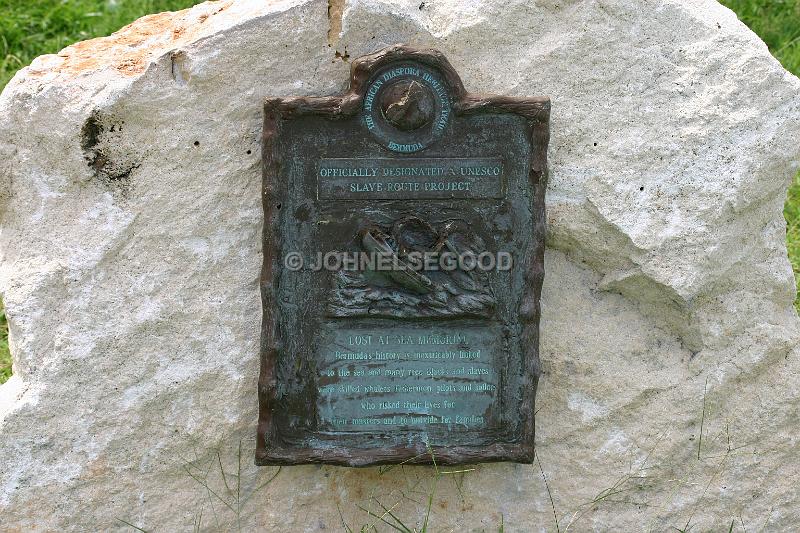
[258,44,551,467]
[261,44,550,129]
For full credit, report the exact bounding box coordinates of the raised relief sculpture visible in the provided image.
[328,216,497,318]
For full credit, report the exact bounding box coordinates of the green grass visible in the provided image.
[0,301,9,383]
[0,0,203,90]
[0,1,798,385]
[787,171,800,309]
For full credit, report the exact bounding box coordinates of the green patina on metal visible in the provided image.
[257,45,550,466]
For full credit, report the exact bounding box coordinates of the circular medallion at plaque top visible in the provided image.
[362,62,452,153]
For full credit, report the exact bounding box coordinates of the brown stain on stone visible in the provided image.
[24,0,236,81]
[327,0,345,47]
[79,457,111,480]
[327,466,389,502]
[327,471,342,505]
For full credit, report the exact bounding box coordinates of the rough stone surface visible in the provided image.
[1,0,799,530]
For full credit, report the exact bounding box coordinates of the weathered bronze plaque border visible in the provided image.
[257,45,549,466]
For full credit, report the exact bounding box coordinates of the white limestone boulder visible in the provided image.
[1,0,799,530]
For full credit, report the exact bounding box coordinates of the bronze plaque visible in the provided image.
[257,45,549,466]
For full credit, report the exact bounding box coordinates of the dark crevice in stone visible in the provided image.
[327,0,344,47]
